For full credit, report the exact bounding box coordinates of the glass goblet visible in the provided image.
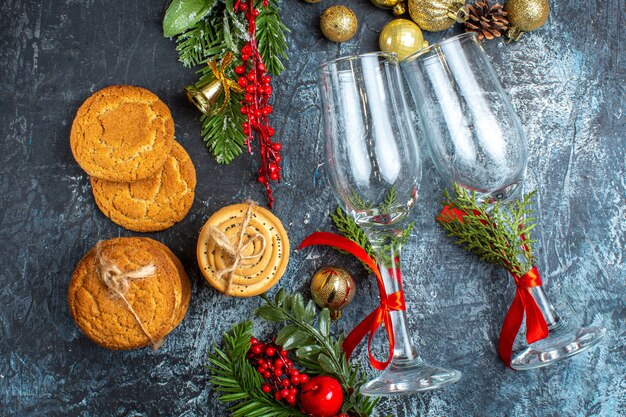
[318,52,461,395]
[401,32,605,369]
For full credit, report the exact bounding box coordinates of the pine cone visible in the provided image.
[465,1,509,41]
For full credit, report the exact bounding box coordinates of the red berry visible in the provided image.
[280,349,289,357]
[299,374,309,384]
[253,9,260,17]
[263,371,272,378]
[290,375,300,384]
[274,155,282,163]
[250,337,259,345]
[263,0,268,6]
[267,128,276,137]
[235,65,246,75]
[239,3,248,11]
[263,76,271,85]
[280,388,289,399]
[257,63,266,72]
[286,394,296,403]
[266,347,276,356]
[242,45,252,56]
[281,378,291,387]
[243,127,251,135]
[274,359,283,368]
[290,369,299,377]
[274,368,283,377]
[269,172,279,181]
[265,86,273,95]
[251,345,262,354]
[274,391,282,401]
[272,142,282,151]
[240,106,248,115]
[241,54,250,61]
[247,72,256,82]
[261,384,272,393]
[238,76,248,87]
[245,84,254,94]
[257,175,267,184]
[262,105,273,116]
[245,93,254,103]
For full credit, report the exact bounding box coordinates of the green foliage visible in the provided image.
[163,0,215,37]
[255,0,290,75]
[437,184,537,277]
[207,321,305,417]
[256,290,379,417]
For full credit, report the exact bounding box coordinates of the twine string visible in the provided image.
[208,202,266,293]
[95,242,163,350]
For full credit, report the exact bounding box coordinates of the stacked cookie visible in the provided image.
[69,237,191,350]
[70,85,196,232]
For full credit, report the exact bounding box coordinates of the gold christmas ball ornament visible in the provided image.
[310,266,356,320]
[320,5,358,43]
[370,0,401,9]
[408,0,469,32]
[505,0,549,41]
[303,0,320,3]
[379,19,428,60]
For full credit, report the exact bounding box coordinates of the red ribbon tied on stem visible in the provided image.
[298,232,405,370]
[438,205,549,368]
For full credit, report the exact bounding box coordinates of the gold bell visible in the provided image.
[185,78,223,116]
[310,266,356,320]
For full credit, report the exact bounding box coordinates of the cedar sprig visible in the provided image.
[207,320,305,417]
[437,184,537,277]
[256,291,379,417]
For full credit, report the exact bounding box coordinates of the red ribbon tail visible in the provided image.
[522,291,549,344]
[498,289,525,366]
[342,309,379,360]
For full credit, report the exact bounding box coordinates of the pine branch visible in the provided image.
[437,184,537,277]
[256,291,379,417]
[207,320,306,417]
[255,0,290,75]
[331,206,375,258]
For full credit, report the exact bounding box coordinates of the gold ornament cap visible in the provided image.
[310,266,356,320]
[408,0,469,32]
[320,5,358,43]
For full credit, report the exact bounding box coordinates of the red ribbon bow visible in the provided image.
[438,205,549,368]
[298,232,405,370]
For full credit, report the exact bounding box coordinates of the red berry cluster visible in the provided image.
[234,0,282,208]
[247,338,309,407]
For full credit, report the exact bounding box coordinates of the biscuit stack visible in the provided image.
[70,85,196,232]
[69,237,191,350]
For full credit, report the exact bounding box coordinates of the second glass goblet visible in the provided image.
[318,52,461,395]
[401,32,606,369]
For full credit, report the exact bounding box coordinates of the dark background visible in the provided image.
[1,1,624,416]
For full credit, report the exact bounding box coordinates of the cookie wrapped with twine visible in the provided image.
[197,202,290,297]
[68,237,189,350]
[94,242,163,350]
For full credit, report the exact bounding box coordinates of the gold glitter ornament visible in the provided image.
[303,0,320,3]
[370,0,401,9]
[505,0,549,41]
[408,0,469,32]
[379,19,428,60]
[310,266,356,320]
[320,5,358,43]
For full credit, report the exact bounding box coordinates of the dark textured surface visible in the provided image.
[0,1,624,416]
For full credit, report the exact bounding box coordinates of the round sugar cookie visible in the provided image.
[68,237,186,350]
[70,85,174,182]
[91,141,196,232]
[197,203,290,297]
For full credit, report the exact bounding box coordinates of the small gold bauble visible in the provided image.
[392,2,407,16]
[505,0,549,41]
[310,266,356,320]
[408,0,469,32]
[370,0,401,9]
[320,5,358,43]
[379,19,427,60]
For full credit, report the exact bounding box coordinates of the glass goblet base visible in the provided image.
[359,357,462,397]
[510,319,606,370]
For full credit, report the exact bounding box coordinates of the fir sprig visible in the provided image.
[255,0,290,75]
[437,184,537,277]
[207,320,305,417]
[256,291,379,417]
